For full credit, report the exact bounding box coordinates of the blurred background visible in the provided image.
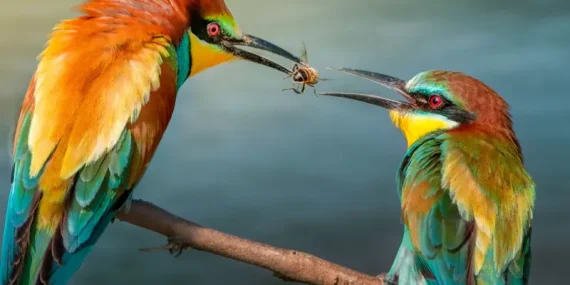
[0,0,568,284]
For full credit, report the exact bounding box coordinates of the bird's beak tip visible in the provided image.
[325,67,354,73]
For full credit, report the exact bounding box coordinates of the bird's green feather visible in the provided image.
[1,112,44,284]
[389,131,533,285]
[1,115,137,284]
[64,130,133,253]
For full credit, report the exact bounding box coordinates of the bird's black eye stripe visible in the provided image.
[189,9,207,39]
[443,107,477,123]
[407,91,474,123]
[189,10,226,43]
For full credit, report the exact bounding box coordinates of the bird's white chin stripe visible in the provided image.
[389,110,459,147]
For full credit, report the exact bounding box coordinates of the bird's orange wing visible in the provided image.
[30,19,173,180]
[440,130,534,276]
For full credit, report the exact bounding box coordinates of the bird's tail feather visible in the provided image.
[10,214,114,285]
[1,202,116,285]
[46,214,114,285]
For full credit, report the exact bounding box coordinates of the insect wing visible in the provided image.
[299,42,309,64]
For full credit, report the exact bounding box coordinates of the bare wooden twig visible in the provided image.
[116,199,385,285]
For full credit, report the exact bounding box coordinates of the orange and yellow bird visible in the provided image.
[0,0,302,284]
[322,68,535,285]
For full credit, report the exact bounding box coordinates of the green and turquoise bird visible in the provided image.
[321,69,535,285]
[0,0,302,284]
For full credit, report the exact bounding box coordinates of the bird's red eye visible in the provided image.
[428,95,444,109]
[207,23,220,37]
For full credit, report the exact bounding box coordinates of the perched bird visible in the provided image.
[0,0,302,284]
[321,69,535,285]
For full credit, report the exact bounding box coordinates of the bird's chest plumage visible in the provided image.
[392,133,534,284]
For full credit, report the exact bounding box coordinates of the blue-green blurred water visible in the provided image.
[0,0,568,284]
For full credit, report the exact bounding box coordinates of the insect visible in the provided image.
[283,43,326,95]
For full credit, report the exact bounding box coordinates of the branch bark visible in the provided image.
[116,199,385,285]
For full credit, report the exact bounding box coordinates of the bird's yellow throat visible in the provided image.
[189,33,236,77]
[389,110,459,147]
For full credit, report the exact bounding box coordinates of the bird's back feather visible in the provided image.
[1,1,186,283]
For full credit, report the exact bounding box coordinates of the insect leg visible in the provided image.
[282,88,301,94]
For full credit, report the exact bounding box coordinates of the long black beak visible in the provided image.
[320,68,415,110]
[221,34,302,75]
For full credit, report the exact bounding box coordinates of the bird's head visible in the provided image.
[322,69,514,147]
[183,0,300,78]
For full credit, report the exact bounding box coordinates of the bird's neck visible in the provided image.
[448,123,524,161]
[175,32,191,89]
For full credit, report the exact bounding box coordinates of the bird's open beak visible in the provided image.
[221,34,302,75]
[320,68,416,110]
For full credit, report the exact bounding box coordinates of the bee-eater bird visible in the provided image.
[321,69,535,285]
[0,0,303,284]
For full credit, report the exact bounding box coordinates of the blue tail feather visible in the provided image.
[1,125,135,285]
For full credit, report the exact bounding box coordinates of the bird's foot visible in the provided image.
[165,236,191,257]
[139,236,191,258]
[377,273,398,285]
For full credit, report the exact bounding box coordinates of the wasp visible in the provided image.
[283,43,326,95]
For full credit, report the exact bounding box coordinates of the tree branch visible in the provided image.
[116,199,385,285]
